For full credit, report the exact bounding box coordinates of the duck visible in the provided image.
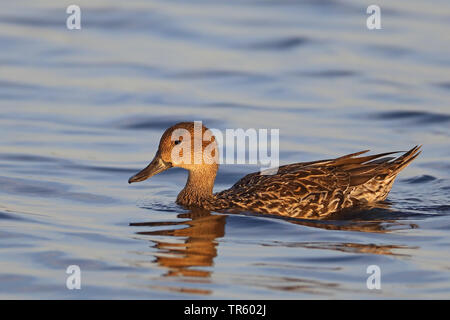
[128,122,421,219]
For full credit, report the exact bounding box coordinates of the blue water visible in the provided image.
[0,0,449,299]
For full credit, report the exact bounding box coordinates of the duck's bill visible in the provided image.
[128,156,172,184]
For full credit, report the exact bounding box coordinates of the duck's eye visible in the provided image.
[174,140,181,145]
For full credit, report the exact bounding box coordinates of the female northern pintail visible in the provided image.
[129,122,421,219]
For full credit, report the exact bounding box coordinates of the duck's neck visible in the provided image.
[177,164,218,207]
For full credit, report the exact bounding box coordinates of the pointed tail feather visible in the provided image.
[388,145,422,177]
[340,146,421,186]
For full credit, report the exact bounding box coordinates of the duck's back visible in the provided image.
[214,146,421,218]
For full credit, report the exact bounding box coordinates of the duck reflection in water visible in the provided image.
[130,208,226,278]
[130,204,418,283]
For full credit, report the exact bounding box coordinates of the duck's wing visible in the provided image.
[274,145,421,181]
[217,146,421,218]
[216,164,347,217]
[319,145,422,186]
[227,148,397,189]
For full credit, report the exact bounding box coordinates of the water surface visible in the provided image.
[0,0,449,299]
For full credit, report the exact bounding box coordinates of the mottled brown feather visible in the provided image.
[206,146,422,218]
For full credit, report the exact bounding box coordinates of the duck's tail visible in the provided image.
[329,145,422,187]
[338,145,422,204]
[384,145,422,178]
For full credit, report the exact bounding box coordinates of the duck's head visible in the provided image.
[128,122,219,184]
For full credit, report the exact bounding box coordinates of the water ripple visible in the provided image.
[246,36,310,50]
[115,116,222,131]
[369,110,450,124]
[402,175,437,184]
[0,176,116,204]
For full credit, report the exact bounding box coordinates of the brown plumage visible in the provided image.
[128,122,421,219]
